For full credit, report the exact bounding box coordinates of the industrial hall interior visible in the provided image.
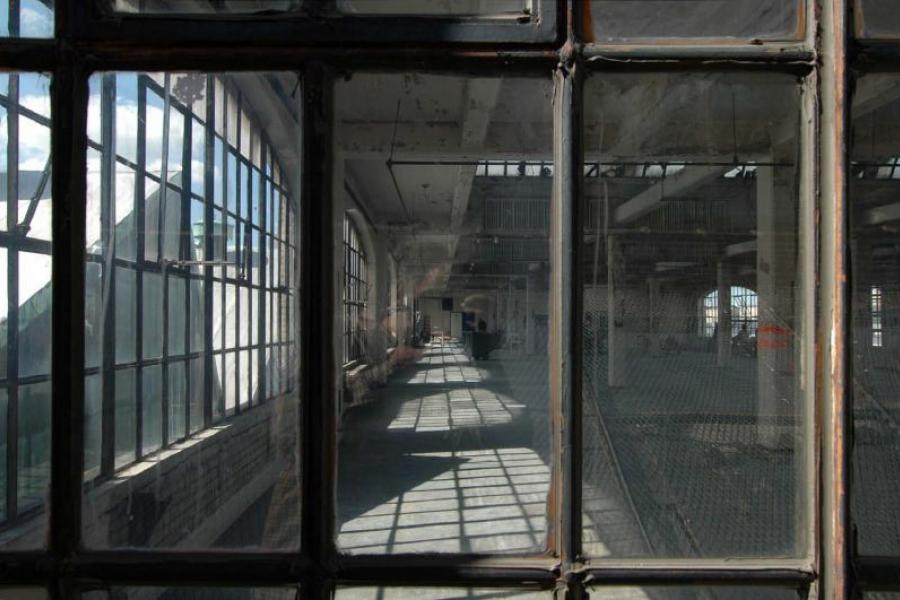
[3,0,900,599]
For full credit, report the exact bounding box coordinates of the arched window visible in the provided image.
[871,285,884,348]
[702,286,759,338]
[343,214,368,364]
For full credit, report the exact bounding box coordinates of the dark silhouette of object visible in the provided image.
[732,323,756,357]
[661,335,681,356]
[467,319,497,360]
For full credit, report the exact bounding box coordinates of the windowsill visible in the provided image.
[0,396,289,549]
[345,361,369,378]
[83,399,278,517]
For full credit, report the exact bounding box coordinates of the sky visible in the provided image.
[1,0,53,38]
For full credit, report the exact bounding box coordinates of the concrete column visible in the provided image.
[525,271,535,354]
[756,159,797,448]
[505,279,516,346]
[717,261,731,367]
[333,156,346,422]
[607,235,626,387]
[648,277,661,355]
[369,237,388,364]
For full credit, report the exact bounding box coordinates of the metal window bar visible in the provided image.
[343,215,367,365]
[871,285,883,348]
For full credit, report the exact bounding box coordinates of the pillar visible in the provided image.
[717,261,731,367]
[607,235,627,387]
[525,270,535,354]
[756,159,797,448]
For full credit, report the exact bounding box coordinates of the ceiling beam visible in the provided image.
[613,165,723,225]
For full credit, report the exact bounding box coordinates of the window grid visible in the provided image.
[0,72,53,527]
[702,287,760,338]
[84,72,297,484]
[343,215,367,365]
[871,285,883,348]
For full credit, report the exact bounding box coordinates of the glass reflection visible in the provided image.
[581,72,809,558]
[0,72,52,548]
[82,72,300,550]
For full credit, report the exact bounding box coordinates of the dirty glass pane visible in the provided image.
[81,589,297,600]
[0,589,47,600]
[857,0,900,39]
[335,73,554,554]
[336,589,548,600]
[1,0,53,38]
[104,0,302,14]
[587,0,801,42]
[586,587,802,600]
[114,368,136,468]
[83,72,301,550]
[18,381,50,513]
[337,0,531,16]
[0,72,51,549]
[84,375,102,478]
[581,72,809,558]
[850,74,900,557]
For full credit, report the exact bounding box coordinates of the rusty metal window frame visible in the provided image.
[0,0,863,599]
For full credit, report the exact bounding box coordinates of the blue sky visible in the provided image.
[1,0,53,38]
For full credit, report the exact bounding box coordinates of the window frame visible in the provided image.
[71,0,562,47]
[342,214,367,366]
[79,71,298,486]
[0,0,870,599]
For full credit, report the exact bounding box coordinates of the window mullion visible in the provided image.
[552,57,584,569]
[49,54,87,559]
[819,0,852,597]
[300,62,336,578]
[99,73,117,478]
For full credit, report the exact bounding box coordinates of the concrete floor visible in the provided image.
[337,338,806,562]
[584,349,802,559]
[337,340,552,554]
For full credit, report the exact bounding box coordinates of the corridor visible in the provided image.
[336,340,551,554]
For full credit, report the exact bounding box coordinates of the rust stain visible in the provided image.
[582,0,594,44]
